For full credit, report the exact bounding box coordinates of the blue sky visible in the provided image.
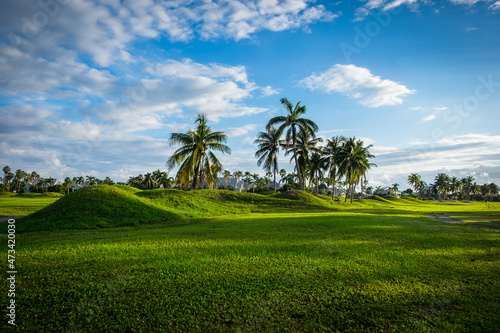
[1,0,500,188]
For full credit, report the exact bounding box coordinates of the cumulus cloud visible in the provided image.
[299,64,415,107]
[355,0,499,20]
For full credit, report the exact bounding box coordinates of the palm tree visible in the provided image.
[461,176,474,201]
[391,183,399,195]
[279,169,287,184]
[267,97,318,190]
[407,173,422,199]
[449,176,461,200]
[64,177,72,194]
[144,173,153,189]
[480,184,490,202]
[251,173,260,193]
[285,128,323,190]
[233,171,243,190]
[337,138,376,203]
[14,169,27,193]
[3,166,11,191]
[31,171,40,191]
[223,170,232,187]
[167,113,231,190]
[254,127,282,192]
[488,183,499,202]
[434,173,450,200]
[308,152,326,195]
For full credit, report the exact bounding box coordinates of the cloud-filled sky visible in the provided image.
[1,0,499,188]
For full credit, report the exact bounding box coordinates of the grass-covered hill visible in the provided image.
[15,186,338,232]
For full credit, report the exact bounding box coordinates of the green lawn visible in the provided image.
[0,192,62,216]
[1,188,499,332]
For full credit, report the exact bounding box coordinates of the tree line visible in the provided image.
[1,166,115,194]
[166,97,376,203]
[407,173,499,202]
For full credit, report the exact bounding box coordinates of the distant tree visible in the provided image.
[489,183,499,201]
[223,170,232,187]
[64,177,72,194]
[480,184,490,202]
[233,171,243,189]
[3,166,11,191]
[14,169,27,193]
[337,137,376,203]
[391,183,399,194]
[308,152,326,195]
[461,176,474,201]
[434,173,450,200]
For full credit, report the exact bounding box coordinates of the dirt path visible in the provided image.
[0,216,25,223]
[426,214,500,231]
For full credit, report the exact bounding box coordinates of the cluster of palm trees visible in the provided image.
[126,170,174,190]
[408,173,499,201]
[2,166,41,193]
[167,97,376,203]
[0,166,118,194]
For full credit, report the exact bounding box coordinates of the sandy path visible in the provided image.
[426,214,500,231]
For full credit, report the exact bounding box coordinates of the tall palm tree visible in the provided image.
[449,176,461,200]
[223,170,232,187]
[434,173,450,200]
[408,173,422,199]
[64,177,72,194]
[3,166,11,191]
[461,176,474,201]
[233,171,243,189]
[285,128,323,190]
[254,127,282,192]
[267,97,318,190]
[488,183,499,202]
[391,183,399,195]
[14,169,26,193]
[337,138,376,203]
[167,113,231,190]
[308,152,327,195]
[323,136,346,200]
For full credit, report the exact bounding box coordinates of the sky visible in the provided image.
[1,0,500,189]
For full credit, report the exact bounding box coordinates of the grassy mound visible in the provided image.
[17,186,180,232]
[275,190,336,209]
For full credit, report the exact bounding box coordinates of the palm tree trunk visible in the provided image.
[292,128,303,190]
[273,161,277,192]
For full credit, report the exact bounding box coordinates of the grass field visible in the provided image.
[1,186,499,332]
[0,192,63,217]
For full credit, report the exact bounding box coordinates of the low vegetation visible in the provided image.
[1,186,499,332]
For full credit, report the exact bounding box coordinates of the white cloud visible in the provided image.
[355,0,500,20]
[223,124,258,137]
[418,114,436,123]
[261,85,280,97]
[299,64,415,107]
[434,106,449,111]
[490,1,500,10]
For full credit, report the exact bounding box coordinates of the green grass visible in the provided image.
[0,192,62,216]
[1,186,499,332]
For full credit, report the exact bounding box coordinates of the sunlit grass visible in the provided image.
[2,209,499,332]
